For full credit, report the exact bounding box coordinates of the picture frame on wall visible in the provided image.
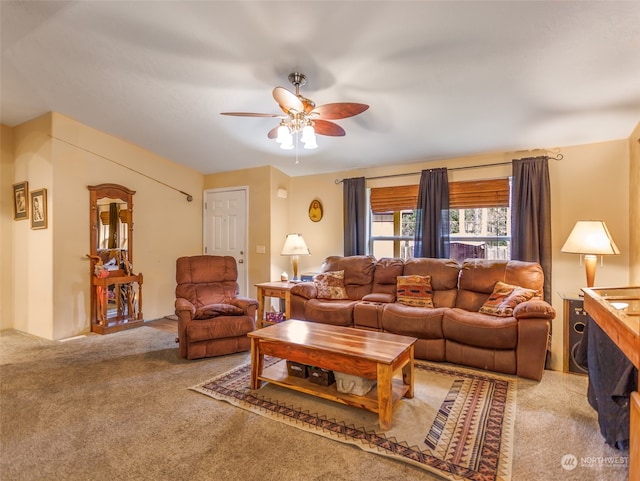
[30,188,47,230]
[13,181,29,220]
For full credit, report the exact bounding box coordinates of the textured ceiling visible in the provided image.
[2,1,639,176]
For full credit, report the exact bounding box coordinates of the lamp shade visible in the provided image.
[281,233,310,256]
[561,221,620,255]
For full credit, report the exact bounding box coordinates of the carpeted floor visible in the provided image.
[0,323,629,481]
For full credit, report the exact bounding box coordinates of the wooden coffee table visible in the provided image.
[248,319,417,430]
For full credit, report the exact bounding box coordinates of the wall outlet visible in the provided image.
[256,245,266,254]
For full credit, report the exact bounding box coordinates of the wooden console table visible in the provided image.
[582,287,639,481]
[92,271,143,334]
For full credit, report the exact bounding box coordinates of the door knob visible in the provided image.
[238,259,244,264]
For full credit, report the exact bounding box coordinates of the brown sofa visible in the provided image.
[290,255,556,380]
[175,255,258,360]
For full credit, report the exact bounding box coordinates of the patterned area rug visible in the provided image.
[191,358,517,481]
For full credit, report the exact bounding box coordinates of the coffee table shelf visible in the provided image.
[258,359,409,414]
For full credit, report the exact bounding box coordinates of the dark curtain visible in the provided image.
[512,157,552,302]
[413,168,450,258]
[108,203,118,249]
[343,177,366,256]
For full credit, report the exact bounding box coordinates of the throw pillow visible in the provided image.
[396,275,434,308]
[314,270,348,300]
[194,303,244,319]
[479,281,537,317]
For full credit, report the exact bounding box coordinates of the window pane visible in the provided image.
[372,240,395,259]
[449,206,510,262]
[401,211,416,236]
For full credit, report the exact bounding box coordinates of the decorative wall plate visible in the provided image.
[308,199,323,222]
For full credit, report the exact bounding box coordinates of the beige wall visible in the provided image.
[206,139,632,372]
[288,141,633,372]
[12,114,54,338]
[629,122,640,285]
[3,112,637,369]
[4,113,203,339]
[1,125,15,331]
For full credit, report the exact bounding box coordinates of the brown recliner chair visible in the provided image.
[175,255,258,359]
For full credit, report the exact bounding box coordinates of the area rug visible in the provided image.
[190,358,517,481]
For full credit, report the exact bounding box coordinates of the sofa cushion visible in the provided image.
[443,308,517,349]
[371,257,405,297]
[361,292,395,303]
[396,275,434,308]
[304,299,359,326]
[455,259,543,311]
[321,255,376,300]
[478,281,537,317]
[314,270,348,300]
[381,304,446,339]
[186,315,254,342]
[194,303,244,319]
[402,258,460,308]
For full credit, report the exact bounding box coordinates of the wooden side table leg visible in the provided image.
[402,346,415,399]
[377,363,393,430]
[257,287,265,328]
[250,338,263,390]
[284,291,291,320]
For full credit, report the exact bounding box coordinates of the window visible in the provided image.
[368,178,511,262]
[370,211,415,259]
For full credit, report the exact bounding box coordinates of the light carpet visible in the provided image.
[191,357,517,481]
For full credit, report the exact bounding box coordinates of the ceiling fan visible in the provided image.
[221,72,369,150]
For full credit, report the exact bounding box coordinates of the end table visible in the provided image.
[255,281,297,328]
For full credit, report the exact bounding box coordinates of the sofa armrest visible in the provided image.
[291,282,317,300]
[513,299,556,320]
[230,297,259,317]
[517,318,551,381]
[361,292,395,303]
[175,298,196,316]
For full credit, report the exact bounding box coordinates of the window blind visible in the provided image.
[370,185,418,213]
[449,178,510,208]
[369,178,509,213]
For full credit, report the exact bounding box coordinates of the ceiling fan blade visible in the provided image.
[220,112,282,117]
[312,103,369,120]
[267,125,279,139]
[273,87,304,114]
[313,119,346,137]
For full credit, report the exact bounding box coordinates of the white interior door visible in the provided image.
[204,187,248,296]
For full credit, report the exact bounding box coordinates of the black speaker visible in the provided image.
[565,298,589,374]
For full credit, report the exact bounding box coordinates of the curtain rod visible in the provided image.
[334,153,563,184]
[49,135,194,201]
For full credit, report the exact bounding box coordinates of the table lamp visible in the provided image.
[561,220,620,287]
[281,233,310,280]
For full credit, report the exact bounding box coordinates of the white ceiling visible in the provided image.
[2,1,639,177]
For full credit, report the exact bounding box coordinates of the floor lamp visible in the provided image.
[561,220,620,288]
[281,233,310,280]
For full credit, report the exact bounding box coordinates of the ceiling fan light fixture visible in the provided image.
[300,124,316,143]
[276,123,290,144]
[280,134,294,150]
[303,137,318,150]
